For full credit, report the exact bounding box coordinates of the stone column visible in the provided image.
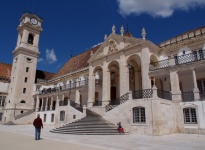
[87,65,95,107]
[170,71,182,101]
[102,59,110,106]
[41,98,44,111]
[119,54,129,96]
[75,90,80,104]
[50,96,53,111]
[192,68,200,101]
[141,48,151,89]
[45,97,48,111]
[36,96,39,111]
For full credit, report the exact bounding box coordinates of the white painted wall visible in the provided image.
[0,82,9,93]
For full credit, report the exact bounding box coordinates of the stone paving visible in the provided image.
[0,125,205,150]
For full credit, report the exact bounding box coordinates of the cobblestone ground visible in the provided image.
[0,125,205,150]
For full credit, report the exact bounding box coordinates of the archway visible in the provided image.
[108,61,120,101]
[127,54,142,91]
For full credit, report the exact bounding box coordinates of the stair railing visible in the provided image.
[14,109,35,120]
[105,92,129,112]
[70,100,83,113]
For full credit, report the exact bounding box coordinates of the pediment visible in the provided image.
[88,34,144,62]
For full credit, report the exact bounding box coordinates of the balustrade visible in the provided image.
[132,89,153,99]
[150,49,205,71]
[182,91,194,102]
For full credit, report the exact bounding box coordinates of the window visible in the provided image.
[27,34,34,44]
[24,77,28,83]
[23,88,26,93]
[26,67,29,72]
[133,107,146,123]
[197,80,205,94]
[183,108,197,124]
[51,114,54,122]
[60,111,65,121]
[20,100,26,104]
[0,113,2,121]
[0,96,6,106]
[44,114,47,122]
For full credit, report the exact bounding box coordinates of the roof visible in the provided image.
[124,32,133,37]
[0,62,12,82]
[0,62,54,83]
[35,70,54,83]
[159,26,205,47]
[51,45,101,79]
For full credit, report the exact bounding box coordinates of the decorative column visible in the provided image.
[151,78,158,99]
[36,96,40,111]
[141,48,151,89]
[41,98,44,111]
[50,96,53,111]
[102,59,110,106]
[170,71,182,101]
[119,54,129,96]
[45,97,48,111]
[87,65,95,107]
[75,90,80,104]
[192,68,200,101]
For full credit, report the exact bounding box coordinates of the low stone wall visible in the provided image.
[103,98,177,135]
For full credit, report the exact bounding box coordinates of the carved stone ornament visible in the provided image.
[96,50,104,58]
[108,39,118,54]
[124,42,131,48]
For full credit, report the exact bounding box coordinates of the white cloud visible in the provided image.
[38,58,44,63]
[46,49,57,64]
[117,0,205,18]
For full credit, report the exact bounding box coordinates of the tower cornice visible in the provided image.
[12,47,40,58]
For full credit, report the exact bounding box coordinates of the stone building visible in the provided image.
[0,13,205,135]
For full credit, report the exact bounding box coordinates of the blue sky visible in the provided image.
[0,0,205,73]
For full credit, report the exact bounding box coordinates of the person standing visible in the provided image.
[33,114,43,140]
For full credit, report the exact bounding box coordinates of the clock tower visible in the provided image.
[4,13,43,123]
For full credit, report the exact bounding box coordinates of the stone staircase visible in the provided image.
[105,93,129,112]
[3,121,16,125]
[51,109,127,135]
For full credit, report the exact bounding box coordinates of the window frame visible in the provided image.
[183,107,197,124]
[60,111,65,121]
[133,107,146,124]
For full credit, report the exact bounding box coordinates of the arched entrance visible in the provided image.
[108,61,120,102]
[127,54,142,91]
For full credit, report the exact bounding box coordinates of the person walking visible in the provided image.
[33,114,43,140]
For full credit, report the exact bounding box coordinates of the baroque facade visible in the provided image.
[0,13,205,135]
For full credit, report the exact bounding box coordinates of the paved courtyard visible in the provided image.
[0,125,205,150]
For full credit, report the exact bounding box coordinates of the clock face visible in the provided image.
[30,18,38,25]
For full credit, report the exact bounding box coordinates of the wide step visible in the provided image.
[51,109,128,135]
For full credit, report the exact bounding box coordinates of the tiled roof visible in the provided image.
[35,70,54,83]
[0,62,12,82]
[51,45,101,79]
[0,62,54,83]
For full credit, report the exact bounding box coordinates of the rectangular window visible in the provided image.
[26,67,29,72]
[23,88,26,93]
[24,77,28,83]
[133,107,146,123]
[60,111,65,121]
[51,114,54,122]
[0,96,6,106]
[183,108,197,124]
[44,114,46,122]
[0,113,2,121]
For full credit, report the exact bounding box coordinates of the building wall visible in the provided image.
[180,101,205,134]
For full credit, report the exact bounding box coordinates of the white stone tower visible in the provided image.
[4,13,43,123]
